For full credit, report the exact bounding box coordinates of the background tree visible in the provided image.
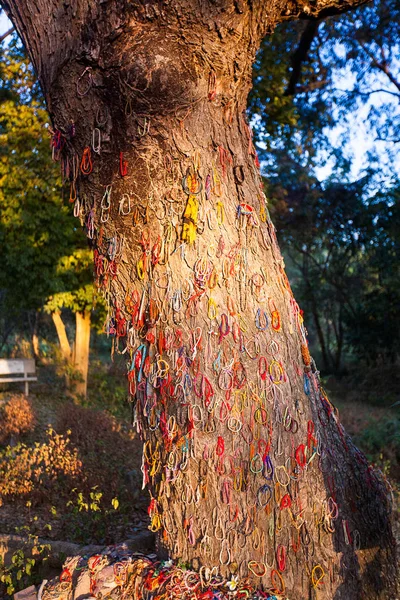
[44,249,97,397]
[250,0,400,372]
[1,1,397,599]
[264,164,400,372]
[0,37,100,395]
[250,0,400,173]
[343,184,400,364]
[0,37,71,353]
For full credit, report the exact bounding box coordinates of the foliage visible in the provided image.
[56,403,143,502]
[0,394,35,443]
[0,35,100,356]
[62,486,122,544]
[0,523,51,598]
[250,0,400,181]
[0,428,82,500]
[85,359,129,418]
[322,0,400,152]
[266,169,400,370]
[343,186,400,363]
[353,414,400,479]
[0,367,148,544]
[250,21,333,168]
[0,38,83,314]
[250,0,400,371]
[44,249,95,314]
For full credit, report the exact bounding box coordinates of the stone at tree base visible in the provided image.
[13,585,37,600]
[72,569,91,600]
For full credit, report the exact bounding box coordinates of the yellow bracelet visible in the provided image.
[248,560,266,577]
[207,297,218,320]
[311,564,325,588]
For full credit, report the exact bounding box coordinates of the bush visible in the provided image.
[0,526,51,598]
[86,359,128,418]
[62,487,122,544]
[56,403,143,502]
[0,428,82,501]
[353,414,400,479]
[0,395,35,443]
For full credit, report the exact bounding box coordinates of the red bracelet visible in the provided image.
[276,544,286,571]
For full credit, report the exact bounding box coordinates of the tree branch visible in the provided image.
[279,0,371,23]
[360,43,400,93]
[334,87,400,99]
[293,79,329,93]
[285,20,320,96]
[0,26,14,42]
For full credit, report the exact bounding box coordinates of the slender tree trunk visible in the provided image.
[51,310,71,361]
[27,309,40,359]
[301,256,330,371]
[3,0,396,598]
[32,311,40,359]
[334,305,344,373]
[312,307,330,371]
[73,310,91,398]
[308,289,330,372]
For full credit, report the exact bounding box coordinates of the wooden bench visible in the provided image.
[0,359,37,396]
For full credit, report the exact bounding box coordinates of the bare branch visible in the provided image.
[375,135,400,143]
[285,19,321,96]
[292,78,329,93]
[358,40,400,93]
[0,26,14,42]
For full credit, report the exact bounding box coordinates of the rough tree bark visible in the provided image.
[2,0,397,598]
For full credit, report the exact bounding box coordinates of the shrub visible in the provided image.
[353,414,400,479]
[0,525,51,598]
[0,428,82,501]
[62,487,122,544]
[56,403,143,502]
[0,395,35,443]
[86,359,128,419]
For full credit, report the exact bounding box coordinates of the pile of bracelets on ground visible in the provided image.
[36,545,288,600]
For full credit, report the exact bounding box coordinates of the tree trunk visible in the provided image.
[3,1,396,598]
[32,311,40,359]
[51,310,71,361]
[27,309,40,359]
[306,282,331,373]
[334,304,344,373]
[312,304,331,372]
[73,310,91,398]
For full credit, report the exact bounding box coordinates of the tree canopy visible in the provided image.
[0,35,97,352]
[250,0,400,370]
